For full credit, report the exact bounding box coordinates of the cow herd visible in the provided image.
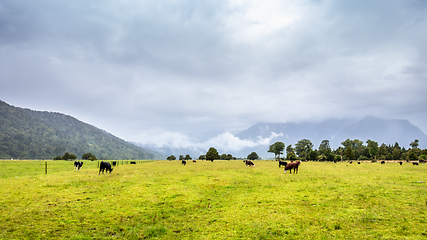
[75,159,424,175]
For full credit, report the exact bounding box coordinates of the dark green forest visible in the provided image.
[0,100,160,160]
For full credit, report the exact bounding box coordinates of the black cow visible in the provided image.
[182,160,186,165]
[413,162,419,165]
[244,160,255,167]
[112,161,117,166]
[399,161,403,165]
[381,161,385,164]
[279,161,287,168]
[130,161,136,164]
[99,161,113,174]
[74,161,83,171]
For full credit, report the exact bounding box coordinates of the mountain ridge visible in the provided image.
[0,100,162,159]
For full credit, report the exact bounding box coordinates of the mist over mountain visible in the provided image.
[0,100,161,160]
[140,116,427,159]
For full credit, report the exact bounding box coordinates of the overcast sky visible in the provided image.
[1,0,426,151]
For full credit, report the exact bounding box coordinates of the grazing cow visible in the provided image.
[112,161,117,166]
[182,160,186,165]
[381,161,385,164]
[193,160,196,163]
[130,161,136,164]
[349,161,353,164]
[74,161,83,171]
[399,161,403,165]
[99,161,113,174]
[278,161,287,168]
[358,162,361,164]
[284,161,301,174]
[245,160,255,167]
[420,160,426,164]
[413,162,419,165]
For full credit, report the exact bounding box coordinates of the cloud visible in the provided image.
[1,0,427,149]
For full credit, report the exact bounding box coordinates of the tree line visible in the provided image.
[268,138,427,161]
[167,147,261,161]
[167,138,426,162]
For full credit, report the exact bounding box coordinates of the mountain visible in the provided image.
[0,100,162,159]
[236,116,427,150]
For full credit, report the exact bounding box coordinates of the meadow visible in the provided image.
[0,160,426,239]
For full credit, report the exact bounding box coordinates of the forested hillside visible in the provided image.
[0,100,161,159]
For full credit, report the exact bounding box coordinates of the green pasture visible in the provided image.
[0,160,426,239]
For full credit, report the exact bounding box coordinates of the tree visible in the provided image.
[62,152,70,160]
[198,155,206,160]
[167,155,176,161]
[184,154,192,160]
[308,150,318,161]
[318,140,331,155]
[410,139,419,149]
[366,139,378,160]
[268,142,285,160]
[247,152,259,160]
[206,147,219,162]
[82,153,97,160]
[295,139,313,159]
[343,146,355,160]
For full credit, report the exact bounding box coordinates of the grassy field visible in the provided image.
[0,160,426,239]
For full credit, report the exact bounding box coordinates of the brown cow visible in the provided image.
[244,160,255,167]
[284,161,301,174]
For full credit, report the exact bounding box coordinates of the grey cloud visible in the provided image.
[1,0,427,147]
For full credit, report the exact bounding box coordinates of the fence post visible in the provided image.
[45,162,47,174]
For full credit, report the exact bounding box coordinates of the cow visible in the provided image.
[244,160,255,167]
[112,161,117,166]
[99,161,113,174]
[381,161,385,164]
[278,161,287,168]
[193,160,196,163]
[74,161,83,171]
[284,161,301,174]
[420,160,426,164]
[130,161,136,164]
[413,162,419,165]
[182,160,186,165]
[399,161,403,165]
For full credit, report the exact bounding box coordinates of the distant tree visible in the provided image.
[82,153,97,160]
[286,145,295,155]
[318,140,331,155]
[167,155,176,161]
[410,139,419,149]
[69,153,77,160]
[184,154,192,160]
[220,154,227,160]
[295,139,313,158]
[179,155,184,160]
[377,143,388,159]
[343,146,355,160]
[366,139,378,160]
[247,152,259,160]
[206,147,219,162]
[392,149,401,160]
[225,154,234,160]
[62,152,70,160]
[268,142,285,160]
[308,150,318,161]
[53,155,62,160]
[286,152,298,160]
[198,155,206,160]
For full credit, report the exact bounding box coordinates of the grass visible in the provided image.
[0,160,426,239]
